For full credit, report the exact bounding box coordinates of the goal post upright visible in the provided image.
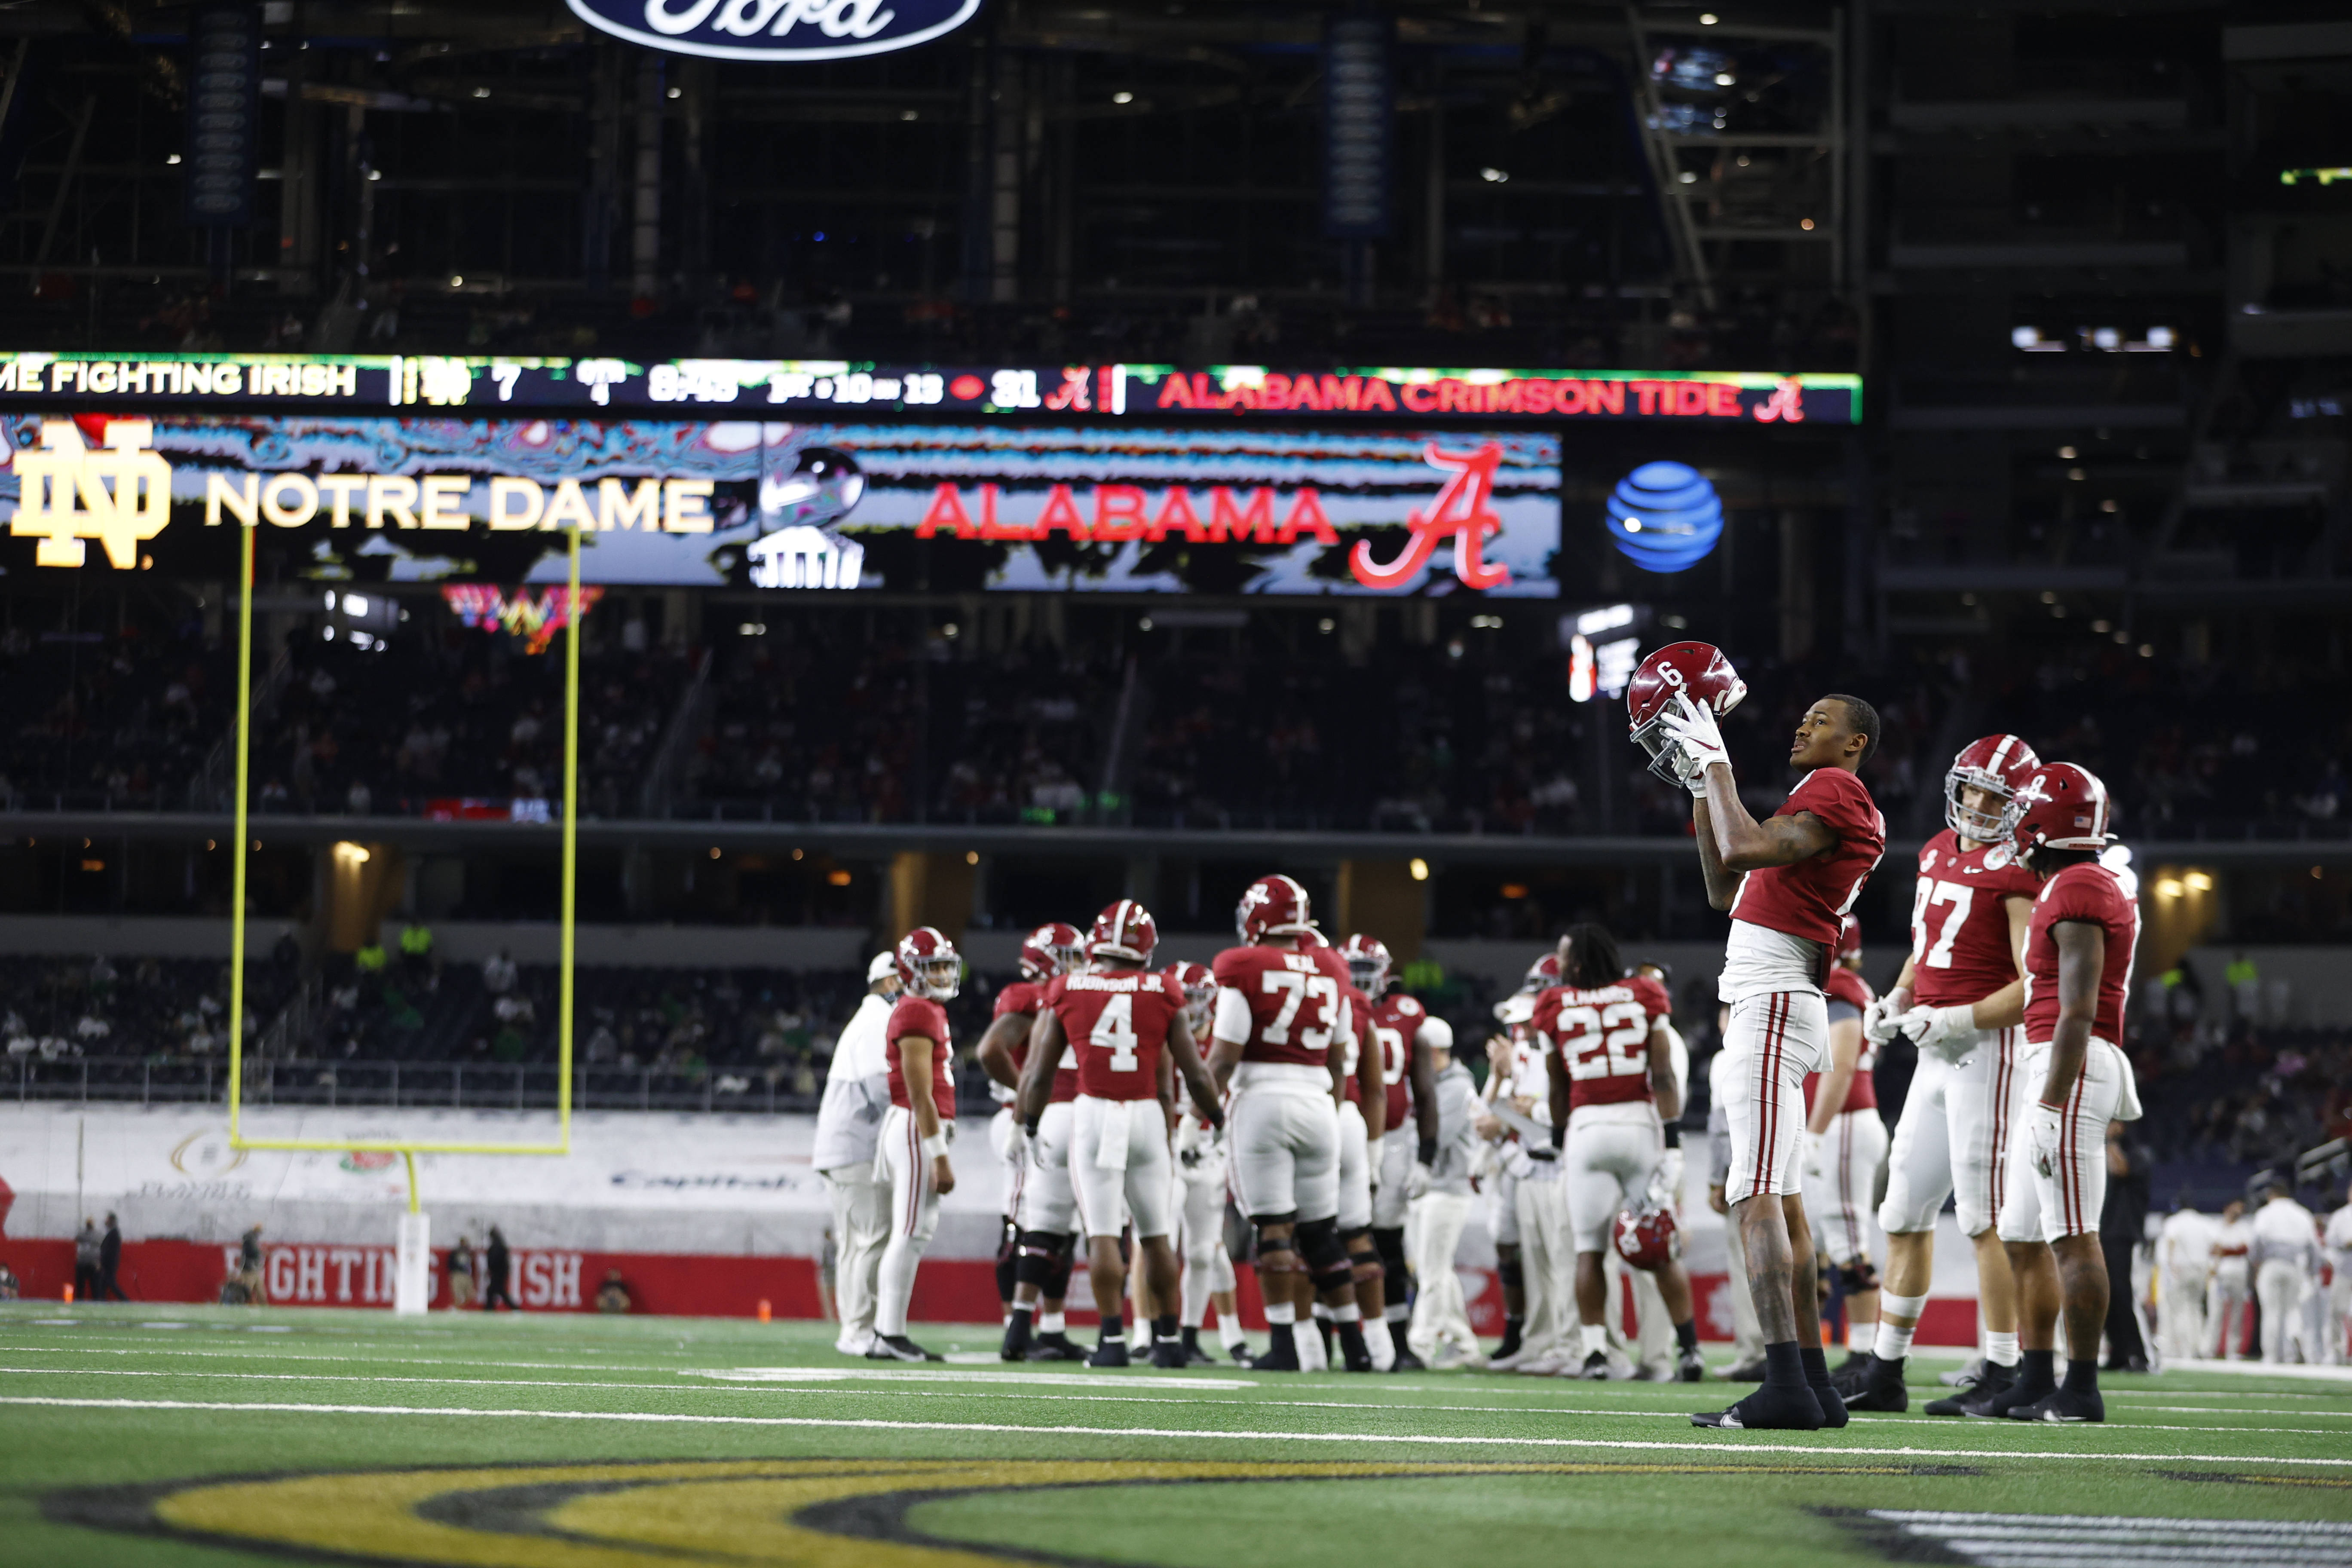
[227,513,580,1161]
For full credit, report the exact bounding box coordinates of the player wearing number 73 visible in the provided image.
[1017,900,1226,1369]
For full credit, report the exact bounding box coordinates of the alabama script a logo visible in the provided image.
[1349,442,1510,591]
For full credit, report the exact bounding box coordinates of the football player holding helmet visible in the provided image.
[1649,652,1886,1431]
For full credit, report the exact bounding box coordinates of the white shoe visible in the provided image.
[1515,1351,1572,1376]
[1432,1344,1489,1372]
[834,1332,876,1357]
[1486,1345,1537,1371]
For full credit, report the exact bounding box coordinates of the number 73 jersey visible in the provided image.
[1908,829,2040,1009]
[1211,943,1351,1068]
[1531,973,1673,1111]
[1045,968,1190,1100]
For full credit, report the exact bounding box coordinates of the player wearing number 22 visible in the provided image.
[1017,899,1226,1369]
[1631,643,1886,1431]
[1206,874,1374,1372]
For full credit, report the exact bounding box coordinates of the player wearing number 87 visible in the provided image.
[1534,923,1707,1383]
[1652,658,1886,1431]
[1017,900,1225,1369]
[1205,874,1371,1372]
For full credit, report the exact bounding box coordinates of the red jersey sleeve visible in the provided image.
[992,980,1042,1020]
[1823,967,1873,1012]
[1788,766,1876,838]
[1626,974,1673,1023]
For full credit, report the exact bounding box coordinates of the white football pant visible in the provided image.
[1228,1076,1340,1222]
[1069,1096,1174,1241]
[1718,990,1828,1205]
[1804,1108,1888,1267]
[1878,1027,2018,1239]
[873,1107,947,1338]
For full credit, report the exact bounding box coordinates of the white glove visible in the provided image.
[1660,693,1729,787]
[1649,1146,1685,1210]
[1899,1004,1978,1063]
[1801,1129,1826,1181]
[1004,1118,1029,1164]
[2026,1098,2065,1178]
[1861,994,1905,1046]
[1408,1161,1432,1200]
[1172,1116,1203,1162]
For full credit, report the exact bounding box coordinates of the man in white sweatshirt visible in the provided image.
[811,954,902,1356]
[1406,1034,1485,1369]
[2250,1178,2320,1366]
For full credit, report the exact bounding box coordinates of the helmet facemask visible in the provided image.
[909,954,962,1001]
[1945,766,2012,843]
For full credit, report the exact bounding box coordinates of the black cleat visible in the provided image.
[1675,1347,1707,1383]
[1026,1331,1088,1363]
[1580,1350,1612,1381]
[1000,1317,1034,1363]
[1226,1343,1257,1369]
[1723,1357,1767,1382]
[1253,1333,1301,1372]
[1691,1384,1826,1430]
[1832,1351,1874,1379]
[1924,1358,2015,1416]
[1087,1340,1132,1368]
[1964,1367,2053,1421]
[1812,1380,1850,1429]
[866,1333,943,1363]
[1840,1357,1910,1413]
[1184,1342,1217,1366]
[1151,1340,1188,1369]
[1389,1345,1427,1373]
[2006,1386,2104,1423]
[1493,1318,1524,1363]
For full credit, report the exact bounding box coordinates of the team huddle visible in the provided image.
[814,638,2150,1430]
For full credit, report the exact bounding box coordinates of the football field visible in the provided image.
[3,1304,2348,1568]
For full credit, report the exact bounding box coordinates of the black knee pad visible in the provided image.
[1295,1216,1349,1278]
[1255,1232,1301,1277]
[1838,1260,1880,1295]
[1497,1258,1524,1292]
[1373,1226,1407,1277]
[1014,1231,1068,1290]
[1044,1234,1076,1297]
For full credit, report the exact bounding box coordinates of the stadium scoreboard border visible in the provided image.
[0,351,1861,426]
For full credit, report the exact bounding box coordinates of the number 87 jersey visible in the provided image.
[1532,972,1673,1110]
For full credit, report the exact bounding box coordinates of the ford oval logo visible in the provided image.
[565,0,982,60]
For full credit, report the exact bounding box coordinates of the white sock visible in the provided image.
[1384,1302,1410,1325]
[1984,1330,2020,1367]
[1221,1316,1248,1351]
[1848,1320,1873,1354]
[1294,1320,1329,1371]
[1040,1311,1066,1335]
[874,1236,921,1338]
[1581,1323,1608,1357]
[1873,1292,1926,1362]
[1332,1302,1361,1323]
[1264,1302,1296,1325]
[1365,1316,1396,1370]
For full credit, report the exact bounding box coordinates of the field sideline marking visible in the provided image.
[5,1395,2349,1467]
[11,1366,2352,1436]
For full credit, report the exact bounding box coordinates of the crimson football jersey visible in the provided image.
[1367,991,1428,1129]
[1908,830,2039,1008]
[1339,982,1375,1106]
[1804,965,1880,1114]
[1047,966,1185,1102]
[1727,767,1886,951]
[1212,943,1348,1068]
[1533,978,1670,1111]
[2022,862,2139,1048]
[994,978,1079,1103]
[885,995,957,1119]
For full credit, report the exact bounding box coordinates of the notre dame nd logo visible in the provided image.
[9,417,174,568]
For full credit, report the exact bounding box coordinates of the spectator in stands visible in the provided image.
[447,1235,477,1310]
[2099,1124,2152,1372]
[595,1269,633,1314]
[483,949,518,998]
[400,922,435,986]
[355,942,388,977]
[481,1227,517,1310]
[72,1217,100,1302]
[0,1259,17,1300]
[96,1213,128,1302]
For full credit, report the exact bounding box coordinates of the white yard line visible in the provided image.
[2147,1358,2352,1385]
[3,1394,2349,1467]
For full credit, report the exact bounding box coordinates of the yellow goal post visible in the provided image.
[226,517,579,1162]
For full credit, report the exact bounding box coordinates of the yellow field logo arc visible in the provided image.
[79,1458,1921,1568]
[168,1127,250,1177]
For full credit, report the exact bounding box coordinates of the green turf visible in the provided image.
[3,1302,2347,1568]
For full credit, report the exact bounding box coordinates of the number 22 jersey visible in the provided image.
[1531,972,1672,1121]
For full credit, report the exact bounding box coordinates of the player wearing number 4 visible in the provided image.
[1017,900,1226,1369]
[1208,874,1373,1372]
[1629,644,1886,1431]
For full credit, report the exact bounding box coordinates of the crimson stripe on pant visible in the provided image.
[903,1115,923,1237]
[1750,992,1787,1194]
[1990,1031,2011,1217]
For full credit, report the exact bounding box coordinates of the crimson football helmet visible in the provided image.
[1836,914,1862,964]
[1519,952,1562,995]
[1613,1199,1681,1271]
[1236,874,1315,942]
[1339,933,1393,997]
[1626,641,1747,785]
[1088,898,1159,965]
[894,926,963,1001]
[1017,921,1086,984]
[1945,733,2042,843]
[2003,762,2113,858]
[1167,960,1216,1033]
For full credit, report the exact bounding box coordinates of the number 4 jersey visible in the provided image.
[1046,967,1189,1101]
[1909,829,2039,1008]
[1531,972,1673,1116]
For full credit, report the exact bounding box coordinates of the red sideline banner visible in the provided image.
[0,1239,1985,1345]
